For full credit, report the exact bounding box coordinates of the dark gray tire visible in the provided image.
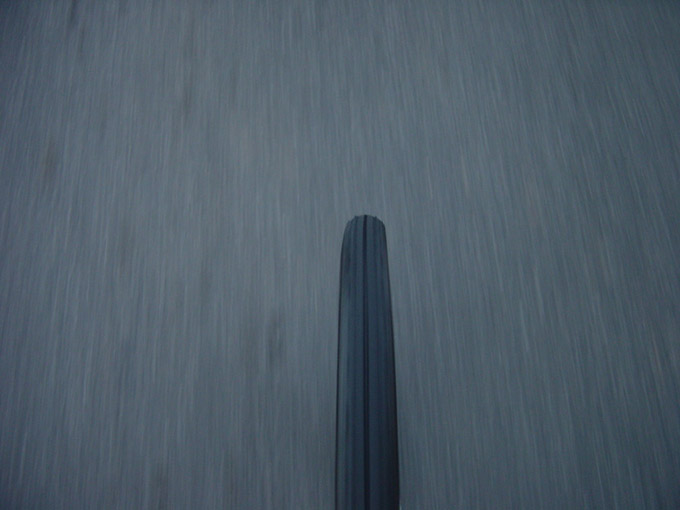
[335,216,399,510]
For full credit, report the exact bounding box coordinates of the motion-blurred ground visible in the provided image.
[1,1,679,508]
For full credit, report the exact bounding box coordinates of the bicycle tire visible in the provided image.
[335,215,400,510]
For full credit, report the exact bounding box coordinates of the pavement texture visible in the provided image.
[1,1,679,508]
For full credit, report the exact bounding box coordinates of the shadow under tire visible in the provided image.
[335,215,399,510]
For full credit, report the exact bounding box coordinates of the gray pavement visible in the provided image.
[1,1,679,508]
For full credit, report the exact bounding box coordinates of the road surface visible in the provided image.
[1,1,679,508]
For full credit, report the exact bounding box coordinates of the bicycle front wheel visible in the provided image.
[335,215,400,510]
